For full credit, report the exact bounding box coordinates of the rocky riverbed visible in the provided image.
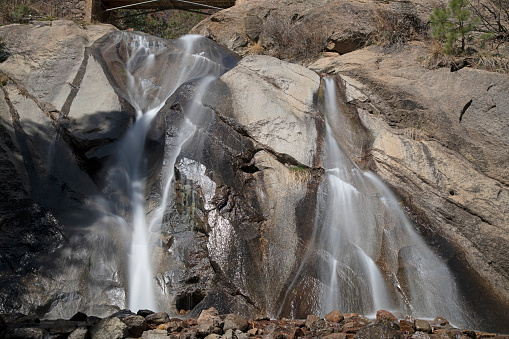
[1,307,508,339]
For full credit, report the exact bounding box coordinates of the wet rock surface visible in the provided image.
[309,42,509,332]
[0,13,508,337]
[0,20,320,321]
[1,308,507,339]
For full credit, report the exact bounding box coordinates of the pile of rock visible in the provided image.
[0,308,506,339]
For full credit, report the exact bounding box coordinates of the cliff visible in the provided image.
[0,2,508,333]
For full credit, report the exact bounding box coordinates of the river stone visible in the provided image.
[122,315,148,337]
[141,329,168,339]
[145,312,170,326]
[376,310,398,324]
[324,334,348,339]
[222,329,249,339]
[306,314,332,336]
[91,317,128,339]
[3,327,50,339]
[68,327,89,339]
[354,324,401,339]
[325,310,344,323]
[375,310,400,330]
[414,319,431,333]
[400,320,415,334]
[197,307,222,328]
[343,314,371,326]
[223,313,248,332]
[45,319,80,335]
[305,315,323,330]
[411,332,431,339]
[167,320,189,333]
[109,309,135,319]
[323,333,348,339]
[433,316,450,326]
[137,310,155,317]
[196,323,223,337]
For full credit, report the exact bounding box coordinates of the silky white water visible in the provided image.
[287,77,470,325]
[105,33,230,312]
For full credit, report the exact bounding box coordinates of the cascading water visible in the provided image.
[287,77,470,325]
[103,32,235,312]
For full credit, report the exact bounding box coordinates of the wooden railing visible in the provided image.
[101,0,235,11]
[91,0,236,21]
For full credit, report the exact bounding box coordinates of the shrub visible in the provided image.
[263,13,327,61]
[430,0,479,55]
[6,4,32,24]
[112,9,204,40]
[372,9,427,50]
[469,0,509,50]
[473,54,509,72]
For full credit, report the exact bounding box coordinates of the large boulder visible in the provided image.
[197,54,323,316]
[190,0,434,57]
[122,315,148,337]
[91,317,128,339]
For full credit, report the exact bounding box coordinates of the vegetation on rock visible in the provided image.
[0,0,76,24]
[263,13,327,61]
[112,9,205,40]
[371,9,427,50]
[430,0,479,55]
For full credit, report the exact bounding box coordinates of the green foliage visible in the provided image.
[6,4,32,24]
[290,165,308,173]
[113,9,204,40]
[430,0,479,55]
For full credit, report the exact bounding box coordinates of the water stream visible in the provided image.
[104,33,233,312]
[292,77,470,324]
[99,33,469,323]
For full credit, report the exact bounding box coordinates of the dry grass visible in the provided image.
[287,165,312,187]
[246,39,265,55]
[419,40,454,69]
[472,54,509,72]
[371,9,428,51]
[419,41,509,73]
[263,13,327,61]
[0,0,83,24]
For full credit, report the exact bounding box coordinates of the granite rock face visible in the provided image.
[310,42,509,331]
[190,0,434,56]
[1,16,508,334]
[0,21,322,320]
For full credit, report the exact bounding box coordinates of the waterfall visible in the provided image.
[104,32,233,312]
[299,77,470,324]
